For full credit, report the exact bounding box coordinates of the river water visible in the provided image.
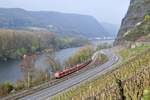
[0,40,114,83]
[0,47,80,83]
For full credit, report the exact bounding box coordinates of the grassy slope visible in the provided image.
[119,45,150,60]
[123,20,150,41]
[51,45,150,100]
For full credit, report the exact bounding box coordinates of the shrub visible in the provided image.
[15,80,26,91]
[65,46,94,67]
[144,15,150,21]
[142,88,150,100]
[0,82,14,97]
[96,43,112,51]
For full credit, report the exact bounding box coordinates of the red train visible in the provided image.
[54,60,92,78]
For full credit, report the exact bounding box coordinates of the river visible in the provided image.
[0,47,80,83]
[0,40,114,83]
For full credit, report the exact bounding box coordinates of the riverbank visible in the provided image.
[0,47,81,83]
[0,40,114,83]
[1,47,109,99]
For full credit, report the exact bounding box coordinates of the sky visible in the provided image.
[0,0,130,25]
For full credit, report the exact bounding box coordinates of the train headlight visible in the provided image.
[55,72,60,78]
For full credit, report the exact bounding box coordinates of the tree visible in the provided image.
[46,53,62,73]
[20,54,36,88]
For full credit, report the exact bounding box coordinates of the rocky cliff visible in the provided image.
[115,0,150,45]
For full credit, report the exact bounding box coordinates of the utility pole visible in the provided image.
[38,34,41,51]
[27,71,30,88]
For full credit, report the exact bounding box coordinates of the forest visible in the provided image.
[0,29,89,61]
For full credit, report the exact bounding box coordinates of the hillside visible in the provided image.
[115,0,150,45]
[123,19,150,42]
[0,29,89,60]
[101,22,119,37]
[0,8,109,38]
[52,45,150,100]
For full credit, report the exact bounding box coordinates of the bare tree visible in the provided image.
[20,54,36,88]
[46,53,62,73]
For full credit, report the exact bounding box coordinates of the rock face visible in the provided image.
[115,0,150,45]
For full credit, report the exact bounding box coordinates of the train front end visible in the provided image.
[54,72,61,78]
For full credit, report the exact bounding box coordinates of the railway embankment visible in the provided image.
[1,47,108,100]
[51,45,150,100]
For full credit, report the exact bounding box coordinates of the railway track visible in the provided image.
[2,49,119,100]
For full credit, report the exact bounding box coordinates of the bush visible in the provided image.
[15,48,27,57]
[65,46,94,67]
[31,71,47,86]
[142,88,150,100]
[96,43,112,51]
[144,15,150,21]
[0,82,14,97]
[15,80,26,91]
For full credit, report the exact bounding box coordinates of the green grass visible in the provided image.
[119,45,150,60]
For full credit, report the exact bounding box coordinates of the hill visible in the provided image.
[115,0,150,45]
[0,8,109,38]
[101,22,119,37]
